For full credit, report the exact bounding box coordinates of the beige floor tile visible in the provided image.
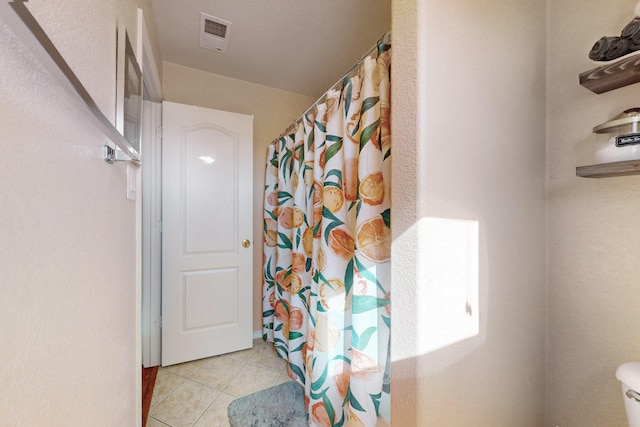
[206,351,249,366]
[148,342,305,425]
[193,392,235,427]
[164,357,209,378]
[223,363,280,397]
[189,354,247,390]
[149,379,220,427]
[274,372,295,386]
[252,338,271,350]
[224,345,255,362]
[150,369,187,408]
[248,341,287,372]
[146,417,170,427]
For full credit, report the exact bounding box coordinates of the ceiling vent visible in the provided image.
[200,13,232,53]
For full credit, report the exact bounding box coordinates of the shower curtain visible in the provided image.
[263,36,391,427]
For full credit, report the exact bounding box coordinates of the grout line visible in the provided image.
[150,380,220,427]
[181,376,225,393]
[244,359,287,374]
[182,359,209,380]
[151,344,290,425]
[219,358,249,397]
[188,390,221,427]
[148,372,187,410]
[190,390,232,427]
[149,416,171,426]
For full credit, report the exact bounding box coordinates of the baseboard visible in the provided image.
[253,330,263,340]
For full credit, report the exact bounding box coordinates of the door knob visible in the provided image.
[242,239,251,248]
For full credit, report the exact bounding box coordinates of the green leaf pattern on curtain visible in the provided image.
[263,40,391,427]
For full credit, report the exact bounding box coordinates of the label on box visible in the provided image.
[615,133,640,147]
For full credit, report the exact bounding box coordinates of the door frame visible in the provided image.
[140,99,162,367]
[138,7,163,371]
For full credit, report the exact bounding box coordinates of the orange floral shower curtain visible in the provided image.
[263,37,391,427]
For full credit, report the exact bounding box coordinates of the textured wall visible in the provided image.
[162,62,315,333]
[546,0,640,425]
[25,0,140,123]
[0,0,150,422]
[391,0,547,425]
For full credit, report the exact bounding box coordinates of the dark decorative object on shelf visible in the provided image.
[581,9,640,93]
[589,16,640,61]
[589,36,619,61]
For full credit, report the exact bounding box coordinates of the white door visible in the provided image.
[161,101,254,366]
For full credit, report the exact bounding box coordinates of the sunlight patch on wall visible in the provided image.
[416,217,479,355]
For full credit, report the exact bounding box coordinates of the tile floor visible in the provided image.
[147,339,294,427]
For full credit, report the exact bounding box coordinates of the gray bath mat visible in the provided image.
[227,381,307,427]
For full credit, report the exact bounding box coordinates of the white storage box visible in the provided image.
[593,108,640,163]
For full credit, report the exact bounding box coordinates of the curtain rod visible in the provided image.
[276,31,391,141]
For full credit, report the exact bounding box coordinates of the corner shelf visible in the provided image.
[579,53,640,94]
[576,159,640,178]
[578,56,640,177]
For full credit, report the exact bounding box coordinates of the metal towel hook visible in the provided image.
[626,389,640,402]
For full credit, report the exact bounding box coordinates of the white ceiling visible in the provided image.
[150,0,391,98]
